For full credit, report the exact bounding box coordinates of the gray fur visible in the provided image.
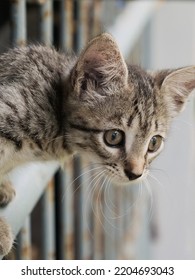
[0,33,195,256]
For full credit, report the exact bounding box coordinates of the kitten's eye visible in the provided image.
[104,130,124,147]
[148,135,163,153]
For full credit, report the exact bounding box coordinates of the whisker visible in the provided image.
[89,174,108,239]
[104,176,117,216]
[99,176,116,225]
[102,177,130,232]
[82,170,104,240]
[83,169,107,240]
[144,178,154,222]
[174,118,193,128]
[150,167,170,180]
[148,172,164,188]
[92,174,109,233]
[120,183,143,217]
[65,165,103,191]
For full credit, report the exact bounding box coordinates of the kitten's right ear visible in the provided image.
[71,33,128,99]
[154,66,195,117]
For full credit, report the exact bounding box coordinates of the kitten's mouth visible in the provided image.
[111,176,143,186]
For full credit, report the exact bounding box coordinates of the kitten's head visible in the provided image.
[66,33,195,184]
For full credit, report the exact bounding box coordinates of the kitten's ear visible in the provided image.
[155,66,195,117]
[71,33,128,98]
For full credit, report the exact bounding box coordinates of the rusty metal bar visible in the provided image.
[114,186,123,260]
[73,155,83,259]
[54,169,66,260]
[39,0,53,45]
[17,217,32,260]
[60,0,74,51]
[82,161,96,260]
[64,162,74,260]
[73,0,82,53]
[92,175,105,260]
[57,0,75,260]
[104,184,117,260]
[15,217,32,260]
[71,0,90,260]
[15,232,22,260]
[79,0,90,46]
[11,0,27,47]
[58,0,76,260]
[90,0,102,38]
[38,0,55,260]
[123,187,136,259]
[40,179,55,259]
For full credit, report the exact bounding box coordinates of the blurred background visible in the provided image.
[0,0,195,260]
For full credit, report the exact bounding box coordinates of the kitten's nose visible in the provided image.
[124,169,142,181]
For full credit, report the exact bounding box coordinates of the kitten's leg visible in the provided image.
[0,181,15,207]
[0,218,13,256]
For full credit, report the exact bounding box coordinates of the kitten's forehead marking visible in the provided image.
[123,116,138,153]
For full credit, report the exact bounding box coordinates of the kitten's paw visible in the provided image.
[0,181,15,207]
[0,218,13,256]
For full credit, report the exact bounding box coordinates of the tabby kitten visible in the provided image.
[0,33,195,256]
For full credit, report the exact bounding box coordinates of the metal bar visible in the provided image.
[54,169,66,260]
[71,0,91,260]
[17,217,32,260]
[73,0,82,53]
[91,0,102,37]
[82,160,94,260]
[40,179,55,259]
[104,184,117,260]
[114,185,124,259]
[39,0,53,45]
[134,187,151,260]
[73,155,83,259]
[60,0,74,51]
[68,0,91,260]
[59,0,75,260]
[119,187,134,259]
[38,0,55,260]
[15,231,22,260]
[79,0,90,46]
[120,186,144,259]
[92,176,105,260]
[10,0,27,46]
[64,160,74,260]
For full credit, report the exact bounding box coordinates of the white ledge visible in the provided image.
[108,0,162,58]
[0,161,59,258]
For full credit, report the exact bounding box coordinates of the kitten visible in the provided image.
[0,33,195,256]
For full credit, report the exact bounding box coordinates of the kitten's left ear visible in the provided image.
[71,33,128,98]
[155,66,195,117]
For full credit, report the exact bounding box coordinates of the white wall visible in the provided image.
[149,1,195,259]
